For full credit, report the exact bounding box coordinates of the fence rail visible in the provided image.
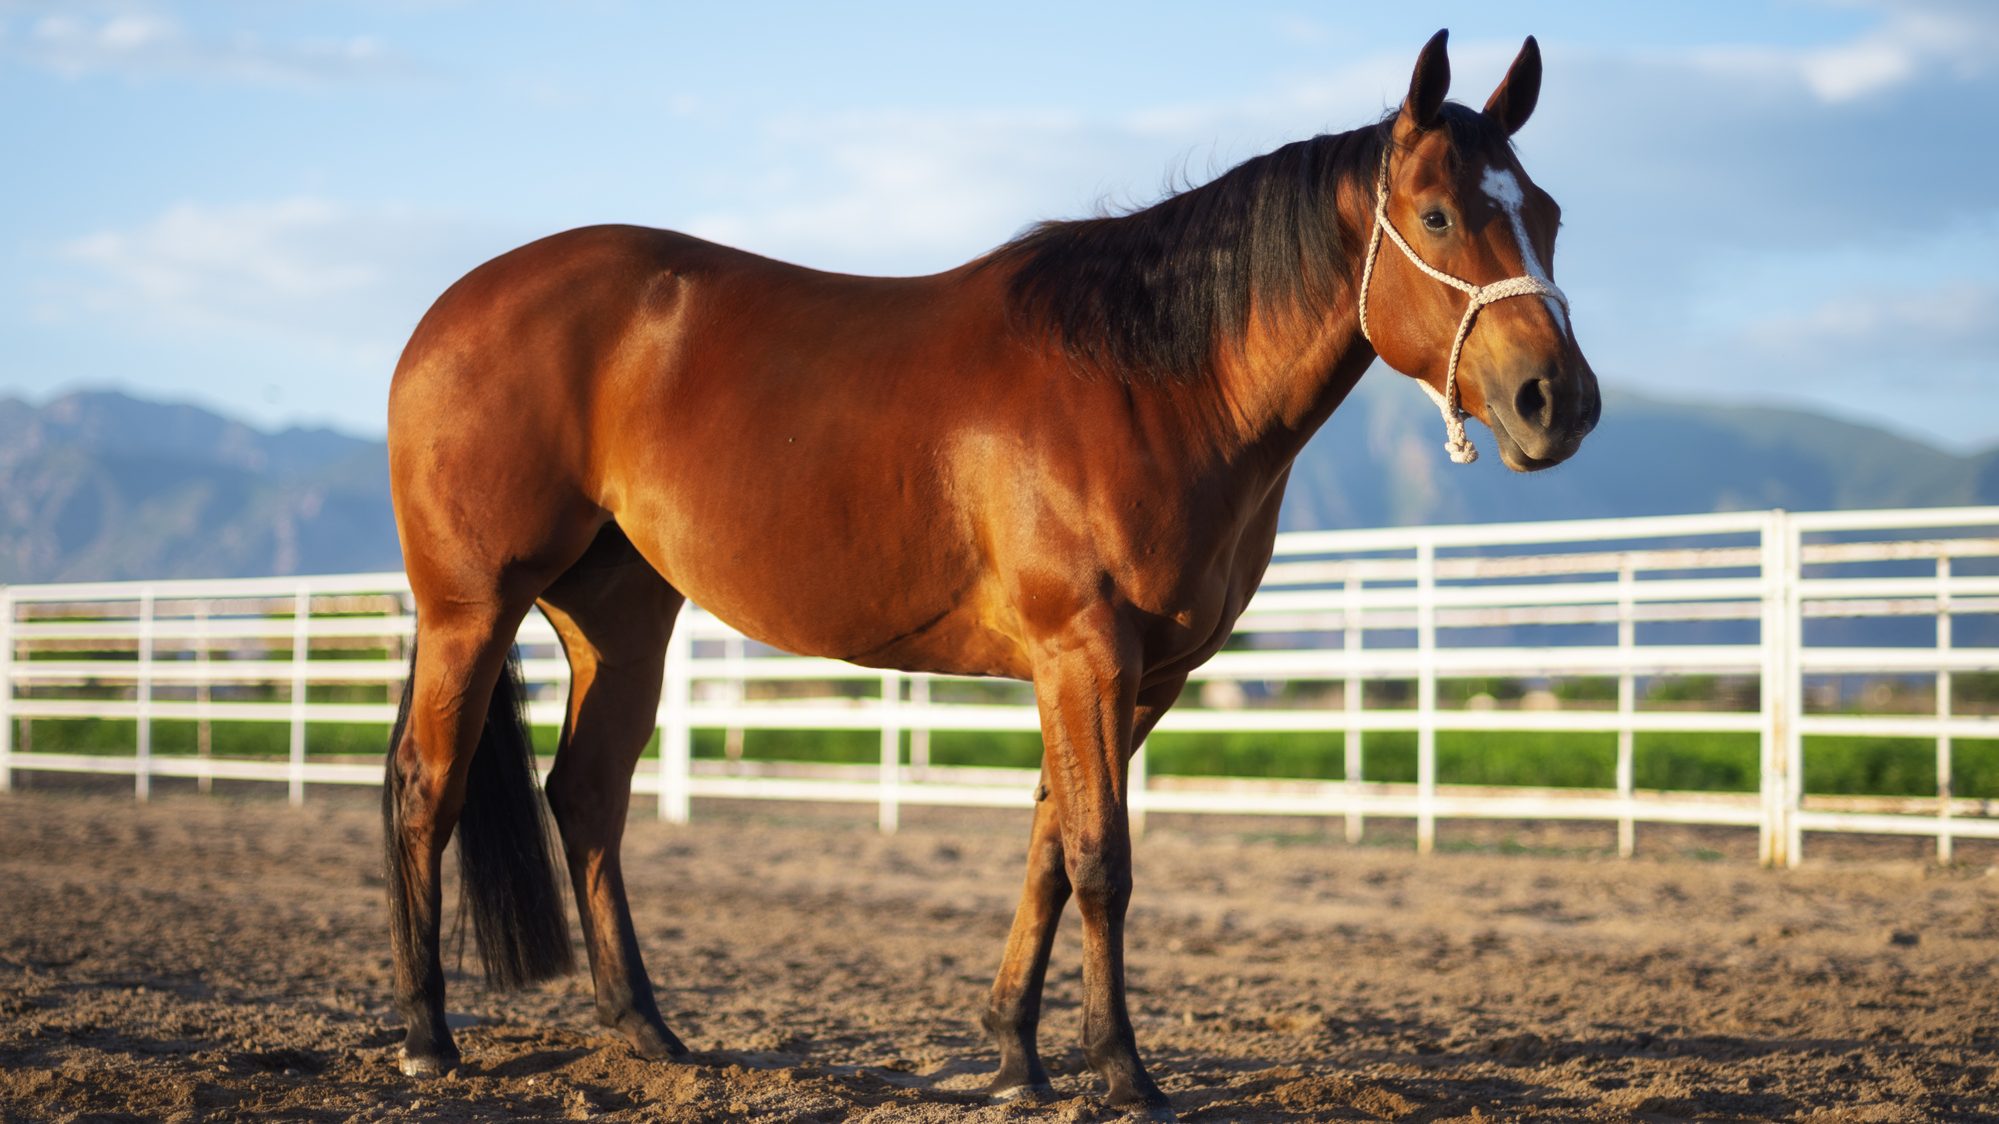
[3,507,1997,866]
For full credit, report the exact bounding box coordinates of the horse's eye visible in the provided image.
[1422,210,1451,233]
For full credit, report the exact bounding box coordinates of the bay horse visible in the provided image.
[382,29,1598,1113]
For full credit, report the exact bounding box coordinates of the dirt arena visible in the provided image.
[4,785,1999,1122]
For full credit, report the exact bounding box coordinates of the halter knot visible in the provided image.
[1356,146,1568,465]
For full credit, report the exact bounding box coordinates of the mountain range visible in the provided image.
[1,383,1993,584]
[0,392,393,583]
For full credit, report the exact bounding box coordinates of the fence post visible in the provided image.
[289,586,310,807]
[1783,516,1804,868]
[1757,519,1776,867]
[1758,512,1786,866]
[1616,557,1636,858]
[1757,510,1798,868]
[196,599,212,795]
[0,586,12,794]
[658,608,692,823]
[1936,555,1954,865]
[136,587,155,802]
[879,670,902,834]
[1416,540,1437,856]
[722,632,746,770]
[909,673,931,781]
[1343,573,1364,844]
[1757,514,1778,865]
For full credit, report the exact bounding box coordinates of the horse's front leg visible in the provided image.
[1023,616,1170,1112]
[984,675,1186,1102]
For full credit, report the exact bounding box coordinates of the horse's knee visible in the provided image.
[1065,843,1131,908]
[981,997,1023,1038]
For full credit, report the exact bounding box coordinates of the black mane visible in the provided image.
[991,106,1496,383]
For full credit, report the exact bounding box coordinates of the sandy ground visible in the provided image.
[3,783,1999,1123]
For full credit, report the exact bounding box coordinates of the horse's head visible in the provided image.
[1360,30,1599,472]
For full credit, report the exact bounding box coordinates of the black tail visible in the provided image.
[383,643,573,990]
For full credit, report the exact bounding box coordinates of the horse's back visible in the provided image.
[392,223,995,407]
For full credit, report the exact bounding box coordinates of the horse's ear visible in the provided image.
[1484,36,1541,136]
[1400,29,1450,131]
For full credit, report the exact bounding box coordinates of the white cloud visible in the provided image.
[1689,0,1998,102]
[48,197,514,358]
[12,8,404,85]
[33,196,526,434]
[685,108,1135,274]
[1733,281,1999,393]
[1746,281,1994,348]
[64,198,376,309]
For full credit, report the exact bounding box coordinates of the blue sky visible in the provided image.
[4,1,1996,448]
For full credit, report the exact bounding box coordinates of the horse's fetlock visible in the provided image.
[1083,1030,1123,1072]
[983,995,1034,1041]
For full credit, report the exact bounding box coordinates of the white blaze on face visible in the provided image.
[1479,165,1569,336]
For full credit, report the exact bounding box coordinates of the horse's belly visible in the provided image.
[621,497,1027,679]
[694,580,1027,680]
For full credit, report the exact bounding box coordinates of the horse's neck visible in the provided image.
[1193,311,1378,482]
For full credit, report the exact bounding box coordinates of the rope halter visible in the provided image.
[1356,144,1568,465]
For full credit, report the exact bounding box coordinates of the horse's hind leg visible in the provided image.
[539,530,688,1060]
[386,597,566,1075]
[983,790,1067,1100]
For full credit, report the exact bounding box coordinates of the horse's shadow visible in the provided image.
[680,1047,993,1103]
[482,1046,593,1078]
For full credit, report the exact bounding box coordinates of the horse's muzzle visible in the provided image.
[1486,361,1600,472]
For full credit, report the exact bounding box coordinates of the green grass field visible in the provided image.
[14,717,1994,799]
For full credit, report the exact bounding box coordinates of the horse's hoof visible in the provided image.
[606,1010,689,1061]
[1104,1082,1175,1121]
[397,1048,459,1078]
[987,1079,1055,1105]
[629,1030,689,1062]
[1106,1096,1176,1123]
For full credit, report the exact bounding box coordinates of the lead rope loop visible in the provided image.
[1356,144,1568,466]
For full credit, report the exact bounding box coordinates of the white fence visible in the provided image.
[3,507,1996,867]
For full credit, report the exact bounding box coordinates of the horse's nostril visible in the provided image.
[1514,378,1550,427]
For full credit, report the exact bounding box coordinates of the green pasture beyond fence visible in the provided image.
[16,717,1999,801]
